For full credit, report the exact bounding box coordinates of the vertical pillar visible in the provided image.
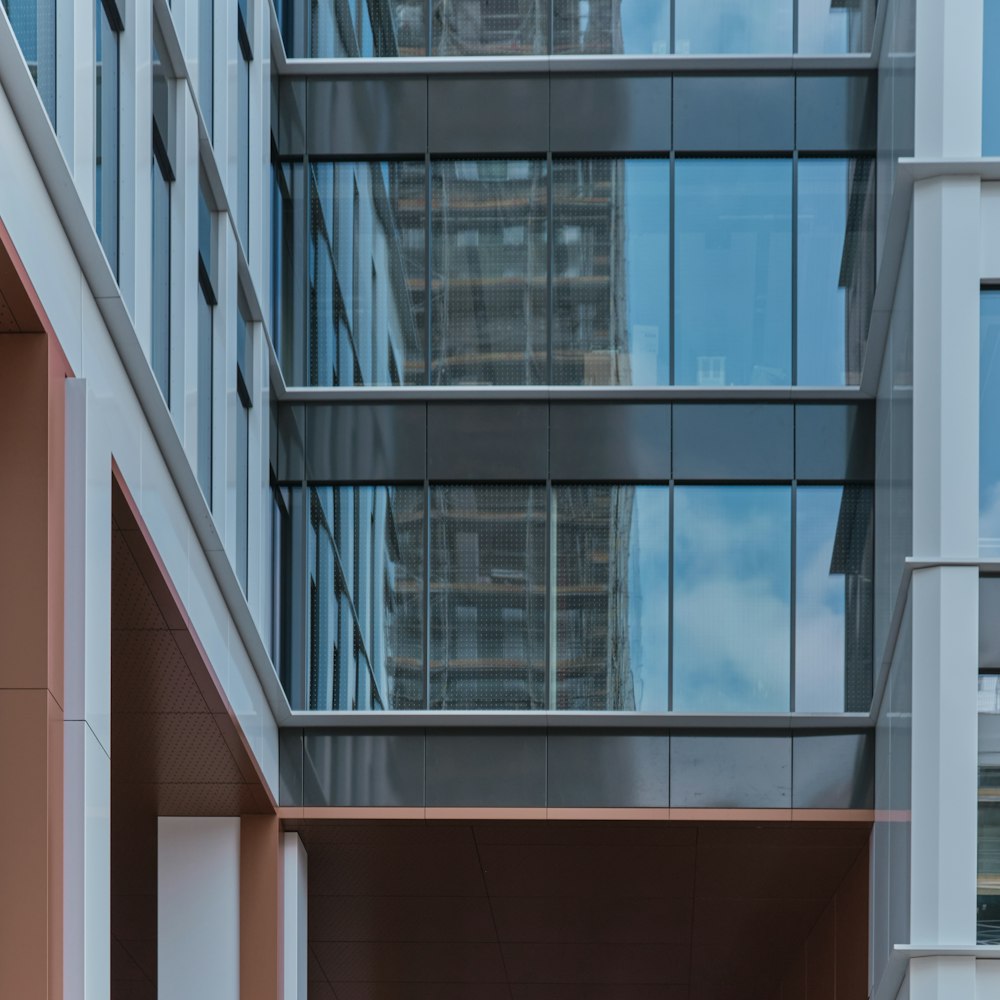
[240,815,282,1000]
[283,833,308,1000]
[158,817,240,1000]
[0,328,69,1000]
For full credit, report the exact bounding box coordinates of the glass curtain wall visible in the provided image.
[3,0,57,123]
[275,479,873,712]
[95,0,121,276]
[982,291,1000,556]
[199,0,214,137]
[237,0,252,251]
[151,23,174,404]
[279,0,873,54]
[275,155,873,388]
[236,306,252,592]
[197,180,216,504]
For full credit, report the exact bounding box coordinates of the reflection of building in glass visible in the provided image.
[432,0,548,54]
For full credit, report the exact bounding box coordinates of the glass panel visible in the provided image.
[795,486,874,713]
[302,161,425,387]
[199,0,214,136]
[237,52,250,251]
[797,0,875,53]
[553,485,669,710]
[431,159,548,385]
[553,0,670,54]
[430,484,546,709]
[979,675,1000,942]
[303,0,425,55]
[797,158,875,387]
[237,395,249,591]
[673,486,791,712]
[553,159,670,386]
[982,292,1000,556]
[986,0,1000,155]
[674,0,791,53]
[4,0,56,124]
[432,0,548,54]
[151,153,171,402]
[197,286,213,502]
[675,159,792,387]
[95,0,119,275]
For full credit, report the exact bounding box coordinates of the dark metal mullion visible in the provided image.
[669,0,675,53]
[792,0,798,53]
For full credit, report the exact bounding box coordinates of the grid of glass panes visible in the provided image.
[274,480,873,713]
[273,155,875,388]
[277,0,875,55]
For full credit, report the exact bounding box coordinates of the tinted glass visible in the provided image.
[431,160,548,386]
[95,0,119,275]
[5,0,56,123]
[429,484,546,709]
[151,154,171,402]
[432,0,548,54]
[986,0,1000,155]
[197,287,213,501]
[237,51,250,251]
[673,486,791,712]
[797,158,874,386]
[303,0,425,55]
[797,0,874,53]
[303,161,425,387]
[675,159,792,387]
[199,0,213,135]
[795,486,874,712]
[554,485,669,710]
[553,0,670,54]
[674,0,791,53]
[553,159,670,386]
[982,292,1000,556]
[980,676,1000,942]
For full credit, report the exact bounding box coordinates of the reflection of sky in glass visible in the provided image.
[982,293,1000,555]
[620,0,670,53]
[674,0,791,53]
[797,0,855,53]
[795,487,845,711]
[673,486,790,712]
[798,159,849,386]
[675,159,791,387]
[986,0,1000,154]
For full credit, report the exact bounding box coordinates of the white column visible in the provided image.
[158,817,240,1000]
[283,833,308,1000]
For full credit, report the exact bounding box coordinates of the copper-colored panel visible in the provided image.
[308,985,339,1000]
[502,942,690,985]
[691,897,827,954]
[805,900,836,1000]
[0,219,47,332]
[111,531,169,631]
[241,816,281,1000]
[478,842,697,898]
[310,896,497,943]
[491,895,694,945]
[309,843,487,896]
[780,950,807,1000]
[290,820,468,848]
[111,630,209,714]
[695,822,870,849]
[313,941,508,983]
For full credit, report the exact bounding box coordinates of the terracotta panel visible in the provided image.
[0,218,49,332]
[695,845,861,900]
[241,815,282,1000]
[472,820,697,848]
[805,900,836,1000]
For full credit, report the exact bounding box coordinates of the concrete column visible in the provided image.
[158,817,240,1000]
[283,833,308,1000]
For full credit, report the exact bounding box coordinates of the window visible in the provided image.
[4,0,56,124]
[95,0,121,275]
[553,0,669,54]
[236,303,252,592]
[151,23,174,403]
[237,0,251,251]
[674,158,792,386]
[199,0,214,137]
[431,159,548,385]
[982,291,1000,556]
[197,179,216,504]
[553,158,670,386]
[988,0,1000,157]
[432,0,548,54]
[797,0,874,53]
[673,486,791,712]
[674,0,792,53]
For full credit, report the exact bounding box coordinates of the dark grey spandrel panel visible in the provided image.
[305,404,426,482]
[673,76,794,152]
[672,404,793,480]
[302,731,426,807]
[795,404,875,481]
[796,75,876,152]
[550,76,671,154]
[548,733,668,807]
[981,713,1000,759]
[276,77,306,156]
[425,730,546,806]
[277,404,305,482]
[304,79,427,157]
[550,403,670,481]
[981,578,1000,672]
[427,403,548,481]
[279,728,304,806]
[670,735,791,808]
[428,77,548,155]
[792,732,873,809]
